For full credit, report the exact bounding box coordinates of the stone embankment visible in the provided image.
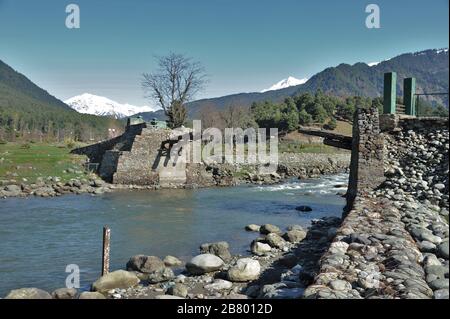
[1,152,350,198]
[304,110,449,299]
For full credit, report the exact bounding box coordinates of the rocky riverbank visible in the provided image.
[1,152,350,198]
[3,215,342,299]
[304,127,449,299]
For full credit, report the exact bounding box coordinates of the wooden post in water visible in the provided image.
[102,226,111,276]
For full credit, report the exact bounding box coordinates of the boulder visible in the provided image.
[228,258,261,282]
[200,241,231,261]
[265,233,286,249]
[329,241,349,254]
[437,241,449,259]
[92,270,140,292]
[163,255,183,267]
[5,288,51,299]
[126,255,165,273]
[245,224,261,232]
[186,254,224,275]
[79,292,106,299]
[251,241,272,256]
[146,267,175,283]
[260,224,282,235]
[204,279,233,290]
[51,288,78,299]
[283,229,307,243]
[4,184,22,196]
[167,283,188,298]
[295,205,312,212]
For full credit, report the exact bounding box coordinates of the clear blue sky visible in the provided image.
[0,0,448,107]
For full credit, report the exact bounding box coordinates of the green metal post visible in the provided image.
[383,72,397,114]
[404,77,416,116]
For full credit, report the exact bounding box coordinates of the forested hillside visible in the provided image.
[0,60,122,142]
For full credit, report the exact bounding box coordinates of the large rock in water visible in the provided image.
[126,255,165,273]
[251,241,272,256]
[200,241,231,261]
[163,255,183,267]
[228,258,261,282]
[265,233,286,249]
[5,288,51,299]
[283,229,307,243]
[186,254,224,275]
[260,224,282,235]
[92,270,140,292]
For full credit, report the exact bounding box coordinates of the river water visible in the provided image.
[0,173,348,296]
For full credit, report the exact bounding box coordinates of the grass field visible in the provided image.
[0,142,87,183]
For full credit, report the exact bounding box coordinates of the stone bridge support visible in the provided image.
[346,106,385,209]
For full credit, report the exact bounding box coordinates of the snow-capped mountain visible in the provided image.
[65,93,158,118]
[261,76,308,93]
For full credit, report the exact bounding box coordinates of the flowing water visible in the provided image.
[0,173,348,296]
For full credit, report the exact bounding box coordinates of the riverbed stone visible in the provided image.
[4,184,21,196]
[260,224,282,235]
[265,233,286,249]
[283,229,307,243]
[5,288,52,299]
[167,283,188,298]
[433,289,449,299]
[204,279,233,291]
[200,241,231,261]
[146,267,175,283]
[92,270,140,292]
[163,255,183,267]
[51,288,78,299]
[251,241,272,256]
[155,294,184,299]
[437,241,449,259]
[126,255,165,273]
[329,280,352,291]
[245,224,260,232]
[186,254,224,275]
[228,258,261,282]
[429,279,449,290]
[79,292,106,299]
[328,241,349,255]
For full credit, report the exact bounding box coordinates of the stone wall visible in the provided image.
[112,128,173,185]
[306,111,449,299]
[346,107,385,209]
[71,123,145,164]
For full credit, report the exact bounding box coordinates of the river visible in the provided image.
[0,173,348,296]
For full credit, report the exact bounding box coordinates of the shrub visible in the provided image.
[324,117,337,130]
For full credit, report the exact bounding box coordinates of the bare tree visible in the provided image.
[142,53,206,128]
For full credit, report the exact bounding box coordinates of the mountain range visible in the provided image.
[65,93,157,119]
[137,48,449,121]
[0,48,448,140]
